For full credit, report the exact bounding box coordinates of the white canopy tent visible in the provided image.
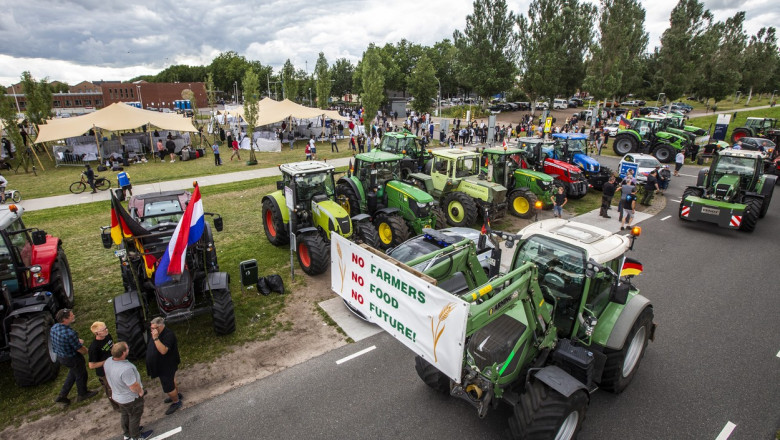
[222,98,349,126]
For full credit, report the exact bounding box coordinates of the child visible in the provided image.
[551,186,567,218]
[305,141,312,161]
[308,135,317,160]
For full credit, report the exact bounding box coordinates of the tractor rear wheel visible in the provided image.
[442,192,478,227]
[336,183,361,217]
[262,199,288,246]
[414,356,450,393]
[211,288,236,335]
[508,379,588,440]
[433,207,448,229]
[373,213,409,250]
[679,188,703,220]
[730,128,750,143]
[600,307,653,393]
[354,222,379,248]
[51,249,74,308]
[613,134,637,156]
[296,234,330,275]
[652,144,675,163]
[508,189,537,219]
[116,309,147,360]
[739,197,762,232]
[9,313,59,387]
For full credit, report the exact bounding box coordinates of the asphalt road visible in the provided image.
[129,161,779,440]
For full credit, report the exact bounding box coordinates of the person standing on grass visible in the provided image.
[211,141,221,166]
[551,186,567,218]
[104,342,152,440]
[674,149,685,176]
[287,130,294,150]
[308,135,317,160]
[156,139,165,161]
[52,308,98,406]
[230,137,241,161]
[88,321,120,411]
[165,135,176,163]
[305,141,312,160]
[330,132,338,152]
[146,317,182,416]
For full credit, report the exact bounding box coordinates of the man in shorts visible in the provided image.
[146,317,182,415]
[621,187,638,231]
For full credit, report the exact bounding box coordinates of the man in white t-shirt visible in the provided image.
[674,150,685,176]
[104,342,151,440]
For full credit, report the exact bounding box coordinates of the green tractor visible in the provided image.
[378,131,433,179]
[679,148,776,232]
[730,117,780,144]
[261,161,379,275]
[479,147,555,218]
[340,218,656,437]
[406,149,508,227]
[335,150,444,249]
[647,114,709,156]
[613,117,690,163]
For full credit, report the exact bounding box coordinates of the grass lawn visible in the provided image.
[0,175,307,428]
[673,94,775,113]
[10,136,358,200]
[686,106,780,142]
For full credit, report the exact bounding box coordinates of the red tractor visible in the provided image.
[517,137,589,199]
[0,205,74,387]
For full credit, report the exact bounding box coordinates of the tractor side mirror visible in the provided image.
[213,215,224,232]
[276,180,284,190]
[31,230,47,246]
[610,283,630,305]
[100,227,113,249]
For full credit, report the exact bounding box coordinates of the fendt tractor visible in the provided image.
[479,147,555,218]
[406,149,507,227]
[338,218,656,439]
[378,131,433,179]
[262,161,379,275]
[0,205,73,386]
[730,117,779,144]
[550,133,613,190]
[517,137,589,199]
[336,150,444,249]
[613,117,689,163]
[679,148,776,232]
[101,190,235,359]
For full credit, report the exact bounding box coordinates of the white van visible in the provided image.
[553,99,568,109]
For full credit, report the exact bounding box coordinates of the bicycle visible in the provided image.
[69,172,111,194]
[1,189,22,203]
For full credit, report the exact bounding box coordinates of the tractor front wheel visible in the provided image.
[414,356,450,393]
[679,188,703,220]
[508,379,588,440]
[262,199,288,246]
[652,144,675,163]
[599,307,653,393]
[336,183,361,217]
[9,313,59,387]
[374,213,409,250]
[442,192,478,227]
[508,189,537,219]
[613,134,638,156]
[354,221,380,248]
[116,309,147,360]
[739,197,762,232]
[433,207,448,229]
[297,234,330,276]
[211,288,236,335]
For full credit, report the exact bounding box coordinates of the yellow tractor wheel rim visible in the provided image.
[448,201,465,222]
[378,222,393,244]
[513,197,529,214]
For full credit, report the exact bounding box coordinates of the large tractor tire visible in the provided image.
[211,288,236,335]
[739,197,762,232]
[262,199,288,246]
[730,128,750,143]
[442,192,478,227]
[652,144,675,163]
[373,213,409,250]
[613,134,638,156]
[296,234,330,276]
[8,313,59,387]
[336,183,361,217]
[599,307,653,393]
[508,189,537,219]
[116,309,147,360]
[51,249,74,308]
[508,379,589,440]
[354,221,380,248]
[433,207,448,229]
[414,356,450,393]
[759,178,775,218]
[679,188,703,220]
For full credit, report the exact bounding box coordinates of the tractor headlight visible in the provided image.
[410,200,430,217]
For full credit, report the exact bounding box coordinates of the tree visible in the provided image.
[453,0,518,103]
[583,0,649,102]
[360,44,386,135]
[426,39,458,98]
[0,90,30,173]
[205,72,216,112]
[208,51,253,97]
[242,69,260,165]
[21,71,52,129]
[518,0,596,108]
[655,0,713,100]
[281,59,298,101]
[693,12,746,105]
[742,27,779,102]
[314,53,331,109]
[408,54,437,115]
[330,58,354,99]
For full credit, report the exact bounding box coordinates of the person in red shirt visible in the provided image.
[230,138,241,161]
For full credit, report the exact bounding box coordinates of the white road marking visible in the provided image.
[678,173,698,178]
[661,215,671,221]
[776,350,780,358]
[149,426,183,440]
[715,422,736,440]
[672,199,681,203]
[336,345,376,364]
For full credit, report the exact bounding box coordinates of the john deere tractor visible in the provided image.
[480,147,555,218]
[613,117,690,163]
[679,148,776,232]
[262,161,379,275]
[730,117,780,144]
[406,149,507,227]
[378,131,433,179]
[336,151,444,249]
[550,133,613,190]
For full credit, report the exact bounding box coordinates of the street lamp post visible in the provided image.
[234,81,238,105]
[435,77,441,117]
[309,88,312,107]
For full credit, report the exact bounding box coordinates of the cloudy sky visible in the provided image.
[0,0,777,87]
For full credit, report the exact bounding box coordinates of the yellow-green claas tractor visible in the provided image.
[262,161,379,275]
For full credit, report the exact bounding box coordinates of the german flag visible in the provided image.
[621,257,643,277]
[110,192,148,245]
[619,117,631,129]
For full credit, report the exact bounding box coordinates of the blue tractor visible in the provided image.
[548,133,612,190]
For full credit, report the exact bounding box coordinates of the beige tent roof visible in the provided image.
[224,98,349,126]
[35,102,197,143]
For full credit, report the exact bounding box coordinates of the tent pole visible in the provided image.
[93,125,103,164]
[29,143,45,171]
[148,124,154,162]
[41,141,54,161]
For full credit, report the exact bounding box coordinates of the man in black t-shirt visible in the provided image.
[642,170,660,205]
[147,317,182,415]
[88,321,119,410]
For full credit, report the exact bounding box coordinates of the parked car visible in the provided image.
[569,97,583,107]
[638,107,657,115]
[553,99,568,109]
[516,102,531,110]
[603,123,620,137]
[739,137,776,155]
[535,101,549,110]
[672,102,693,112]
[620,100,640,107]
[618,153,663,183]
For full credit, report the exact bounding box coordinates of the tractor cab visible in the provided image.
[0,207,51,296]
[279,162,347,240]
[379,131,432,178]
[127,190,189,231]
[708,150,761,199]
[517,137,589,198]
[353,151,401,196]
[479,147,525,187]
[551,133,611,189]
[624,118,657,143]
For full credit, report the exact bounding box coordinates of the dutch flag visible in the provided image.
[154,185,205,285]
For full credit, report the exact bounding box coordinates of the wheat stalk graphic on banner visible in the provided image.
[336,241,346,291]
[430,302,456,363]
